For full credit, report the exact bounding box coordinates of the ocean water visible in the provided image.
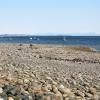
[0,36,100,50]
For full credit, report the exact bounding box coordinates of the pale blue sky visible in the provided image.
[0,0,100,35]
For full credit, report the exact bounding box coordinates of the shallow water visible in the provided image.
[0,36,100,50]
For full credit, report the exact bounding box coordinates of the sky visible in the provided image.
[0,0,100,36]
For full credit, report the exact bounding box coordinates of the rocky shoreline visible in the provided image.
[0,44,100,100]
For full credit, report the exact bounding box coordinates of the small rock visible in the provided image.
[28,95,33,100]
[0,67,2,71]
[75,96,82,100]
[17,79,23,84]
[6,74,13,81]
[46,77,53,84]
[3,85,17,96]
[58,85,71,95]
[43,96,51,100]
[47,84,52,91]
[8,97,14,100]
[0,88,3,94]
[85,93,92,98]
[34,86,43,95]
[59,85,65,90]
[0,98,4,100]
[89,87,96,95]
[20,86,29,95]
[55,91,63,100]
[75,90,85,98]
[71,79,77,86]
[52,81,57,85]
[92,94,99,100]
[41,86,49,92]
[23,79,30,84]
[52,85,58,93]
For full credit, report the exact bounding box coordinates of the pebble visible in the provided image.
[6,74,13,81]
[46,77,53,84]
[52,81,57,85]
[28,95,33,100]
[75,90,85,98]
[23,79,30,84]
[8,97,14,100]
[89,87,96,95]
[41,86,49,92]
[58,86,71,95]
[0,67,2,71]
[47,84,52,91]
[0,98,4,100]
[59,85,65,90]
[52,85,59,93]
[92,94,99,100]
[85,93,93,98]
[0,88,3,94]
[71,79,77,86]
[55,91,63,100]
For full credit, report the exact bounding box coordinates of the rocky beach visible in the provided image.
[0,44,100,100]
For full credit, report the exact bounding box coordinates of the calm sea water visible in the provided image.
[0,36,100,50]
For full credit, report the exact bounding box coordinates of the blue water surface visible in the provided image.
[0,36,100,50]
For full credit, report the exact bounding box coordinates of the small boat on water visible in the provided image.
[63,37,67,41]
[29,37,32,40]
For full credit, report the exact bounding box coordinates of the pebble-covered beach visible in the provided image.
[0,44,100,100]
